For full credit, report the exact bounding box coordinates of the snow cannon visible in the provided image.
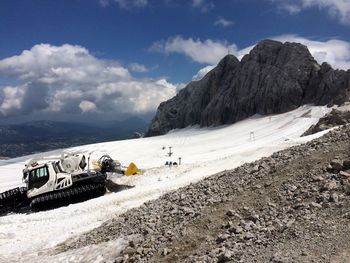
[92,155,142,176]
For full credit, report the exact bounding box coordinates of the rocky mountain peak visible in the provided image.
[146,39,350,136]
[217,54,239,69]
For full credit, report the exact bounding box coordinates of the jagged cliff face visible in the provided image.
[147,40,350,136]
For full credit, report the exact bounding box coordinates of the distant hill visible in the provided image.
[0,117,148,158]
[146,39,350,136]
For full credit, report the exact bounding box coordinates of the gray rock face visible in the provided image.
[146,39,350,136]
[302,108,350,136]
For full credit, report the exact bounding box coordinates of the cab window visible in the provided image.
[28,166,50,190]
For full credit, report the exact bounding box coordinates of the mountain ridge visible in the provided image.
[146,39,350,136]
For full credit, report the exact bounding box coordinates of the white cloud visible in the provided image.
[278,3,302,14]
[116,0,147,8]
[0,43,131,83]
[99,0,148,8]
[191,0,214,12]
[0,86,25,116]
[271,0,350,25]
[214,17,234,27]
[192,65,216,80]
[192,0,204,7]
[151,36,237,64]
[99,0,109,7]
[0,44,177,118]
[129,63,149,73]
[79,100,97,113]
[93,79,178,114]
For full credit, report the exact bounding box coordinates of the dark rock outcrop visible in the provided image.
[302,108,350,136]
[147,39,350,136]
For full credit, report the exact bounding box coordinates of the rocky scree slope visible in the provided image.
[147,39,350,136]
[57,125,350,262]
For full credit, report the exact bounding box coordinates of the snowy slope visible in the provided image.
[0,105,332,262]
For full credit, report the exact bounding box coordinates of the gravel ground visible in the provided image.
[56,124,350,263]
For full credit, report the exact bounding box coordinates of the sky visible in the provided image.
[0,0,349,124]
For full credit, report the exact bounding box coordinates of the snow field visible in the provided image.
[0,105,332,262]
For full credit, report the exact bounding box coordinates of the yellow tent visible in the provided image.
[125,162,142,176]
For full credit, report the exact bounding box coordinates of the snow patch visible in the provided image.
[0,105,333,262]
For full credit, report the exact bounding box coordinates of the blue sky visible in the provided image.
[0,0,349,123]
